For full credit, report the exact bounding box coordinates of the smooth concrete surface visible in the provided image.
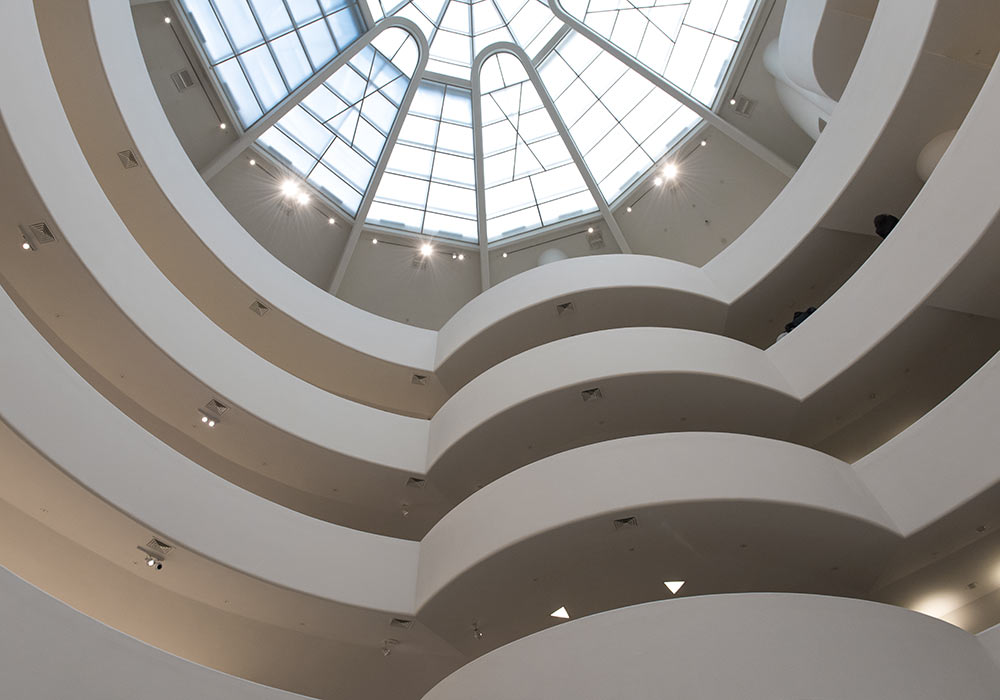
[424,594,1000,700]
[417,432,897,608]
[0,283,418,614]
[769,46,1000,397]
[0,565,315,700]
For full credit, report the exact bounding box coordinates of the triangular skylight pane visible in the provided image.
[256,27,419,216]
[559,0,757,106]
[481,52,597,240]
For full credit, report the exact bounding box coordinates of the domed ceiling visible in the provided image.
[178,0,760,243]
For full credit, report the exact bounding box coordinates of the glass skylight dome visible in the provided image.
[179,0,760,244]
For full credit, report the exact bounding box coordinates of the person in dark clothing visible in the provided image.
[874,214,899,239]
[775,307,818,342]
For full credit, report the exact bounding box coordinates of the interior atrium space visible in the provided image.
[3,0,1000,698]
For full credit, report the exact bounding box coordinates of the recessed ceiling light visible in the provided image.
[296,192,310,205]
[653,176,663,186]
[201,416,208,423]
[700,140,708,147]
[587,226,594,233]
[219,122,227,130]
[371,238,378,244]
[664,581,685,594]
[502,252,508,258]
[452,253,457,259]
[248,158,256,166]
[164,16,172,24]
[729,98,737,105]
[626,206,632,213]
[550,606,570,619]
[21,241,31,250]
[420,243,433,257]
[328,217,335,225]
[207,420,216,427]
[662,163,678,180]
[281,180,300,198]
[457,253,464,260]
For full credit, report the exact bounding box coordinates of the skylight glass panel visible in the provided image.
[179,0,366,127]
[480,53,596,240]
[256,27,419,215]
[368,81,478,239]
[539,30,699,202]
[558,0,758,106]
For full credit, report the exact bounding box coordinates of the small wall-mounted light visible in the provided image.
[328,217,335,225]
[587,226,594,233]
[372,238,378,244]
[458,253,464,260]
[626,206,632,213]
[501,252,508,258]
[420,243,433,257]
[653,176,663,186]
[219,122,227,130]
[661,162,678,181]
[700,139,708,147]
[248,158,256,166]
[164,16,172,24]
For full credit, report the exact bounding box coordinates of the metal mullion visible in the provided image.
[471,46,491,289]
[282,0,327,73]
[169,0,264,124]
[327,24,431,293]
[549,0,794,176]
[418,88,447,236]
[203,0,270,117]
[532,23,569,66]
[229,0,294,93]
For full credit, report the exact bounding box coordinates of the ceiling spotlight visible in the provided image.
[207,420,216,428]
[664,581,685,594]
[146,556,156,567]
[201,416,208,423]
[328,217,335,225]
[653,176,663,186]
[281,180,300,198]
[502,252,508,258]
[144,555,163,570]
[661,163,678,180]
[296,192,310,206]
[587,226,594,233]
[372,238,378,244]
[626,206,632,213]
[700,139,708,147]
[248,158,256,166]
[452,253,457,259]
[164,16,172,24]
[550,606,570,619]
[21,241,31,250]
[420,243,433,257]
[457,253,464,260]
[219,122,227,130]
[729,97,737,105]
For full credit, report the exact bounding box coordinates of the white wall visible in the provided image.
[425,594,1000,700]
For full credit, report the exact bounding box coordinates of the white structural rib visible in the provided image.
[198,17,424,181]
[471,68,491,291]
[547,0,796,178]
[327,19,431,294]
[472,43,632,264]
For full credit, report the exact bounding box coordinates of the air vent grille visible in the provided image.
[117,149,140,169]
[731,95,756,117]
[170,68,196,92]
[146,538,174,555]
[556,301,575,316]
[390,618,414,629]
[613,516,638,530]
[405,477,426,488]
[29,222,56,245]
[586,229,605,250]
[581,387,603,402]
[249,300,270,316]
[411,374,428,386]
